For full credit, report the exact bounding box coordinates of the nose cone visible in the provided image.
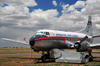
[29,35,47,46]
[29,37,35,46]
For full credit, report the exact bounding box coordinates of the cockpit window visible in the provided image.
[35,31,50,36]
[44,32,50,35]
[35,32,44,35]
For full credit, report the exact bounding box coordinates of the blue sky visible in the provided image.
[28,0,85,16]
[2,0,86,16]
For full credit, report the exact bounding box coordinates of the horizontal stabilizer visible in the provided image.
[1,38,29,45]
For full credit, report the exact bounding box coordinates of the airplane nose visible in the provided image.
[29,35,47,46]
[29,37,35,46]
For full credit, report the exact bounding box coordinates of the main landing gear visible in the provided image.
[41,51,50,62]
[88,51,93,61]
[85,50,93,61]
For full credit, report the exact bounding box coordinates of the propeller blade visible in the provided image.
[80,35,88,43]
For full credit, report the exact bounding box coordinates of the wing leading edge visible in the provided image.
[89,43,100,48]
[1,38,29,45]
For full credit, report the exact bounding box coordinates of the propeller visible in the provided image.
[74,35,88,50]
[80,36,88,44]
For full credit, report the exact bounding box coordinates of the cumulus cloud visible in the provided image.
[68,5,75,12]
[0,0,37,7]
[52,0,57,7]
[74,1,86,8]
[62,5,75,13]
[96,24,100,29]
[81,0,100,15]
[61,4,69,9]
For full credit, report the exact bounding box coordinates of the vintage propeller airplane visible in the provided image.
[1,16,100,62]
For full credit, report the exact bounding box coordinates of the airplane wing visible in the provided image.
[89,43,100,49]
[1,38,29,45]
[89,35,100,48]
[92,35,100,38]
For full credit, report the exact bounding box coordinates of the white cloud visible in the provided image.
[96,24,100,29]
[1,5,29,15]
[62,4,69,9]
[62,5,75,13]
[74,1,86,8]
[52,0,57,7]
[81,0,100,15]
[0,0,37,7]
[31,9,59,19]
[68,5,75,12]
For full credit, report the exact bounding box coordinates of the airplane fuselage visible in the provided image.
[29,30,92,51]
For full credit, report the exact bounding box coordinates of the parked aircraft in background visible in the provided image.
[1,16,100,62]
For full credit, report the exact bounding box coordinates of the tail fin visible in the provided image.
[77,16,93,36]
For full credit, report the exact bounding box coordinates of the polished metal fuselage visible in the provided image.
[32,40,69,51]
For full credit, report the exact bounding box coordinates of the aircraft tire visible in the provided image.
[44,54,49,59]
[85,55,93,61]
[41,56,45,62]
[89,55,93,61]
[85,55,89,59]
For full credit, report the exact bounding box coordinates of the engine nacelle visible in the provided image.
[78,41,90,52]
[74,42,81,49]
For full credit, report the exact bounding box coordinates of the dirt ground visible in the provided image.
[0,52,100,66]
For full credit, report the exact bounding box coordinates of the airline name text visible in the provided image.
[56,34,78,37]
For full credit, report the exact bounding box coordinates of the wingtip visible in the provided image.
[23,38,26,40]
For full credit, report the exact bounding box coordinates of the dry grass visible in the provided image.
[0,48,100,66]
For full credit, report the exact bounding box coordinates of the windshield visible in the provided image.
[35,32,44,35]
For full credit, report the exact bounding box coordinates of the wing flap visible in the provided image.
[1,38,29,45]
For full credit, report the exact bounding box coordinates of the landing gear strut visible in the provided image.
[41,51,45,62]
[41,51,50,62]
[85,50,93,61]
[88,51,93,61]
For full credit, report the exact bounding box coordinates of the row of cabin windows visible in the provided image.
[66,37,90,41]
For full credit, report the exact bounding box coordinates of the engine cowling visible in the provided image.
[74,41,90,51]
[74,42,81,50]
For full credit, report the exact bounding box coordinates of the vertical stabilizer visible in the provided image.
[77,16,93,36]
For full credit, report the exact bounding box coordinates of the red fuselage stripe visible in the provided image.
[35,36,91,42]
